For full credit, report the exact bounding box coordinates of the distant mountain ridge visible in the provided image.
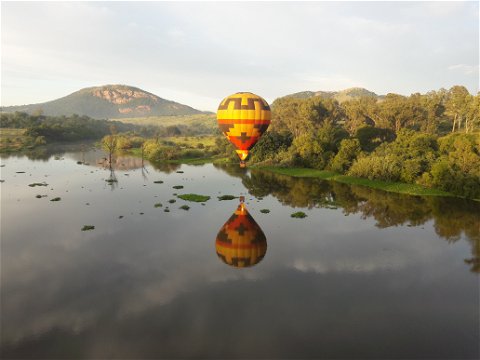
[282,87,382,103]
[1,85,203,119]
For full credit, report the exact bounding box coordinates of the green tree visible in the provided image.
[445,85,470,132]
[330,138,361,173]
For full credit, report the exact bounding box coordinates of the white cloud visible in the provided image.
[448,64,479,75]
[1,1,478,109]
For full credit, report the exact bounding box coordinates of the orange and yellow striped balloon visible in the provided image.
[215,201,267,268]
[217,92,271,166]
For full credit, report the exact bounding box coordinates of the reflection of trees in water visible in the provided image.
[244,169,480,273]
[212,163,249,179]
[149,161,181,174]
[0,143,97,162]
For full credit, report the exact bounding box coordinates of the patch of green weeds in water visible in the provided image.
[291,211,307,218]
[177,194,210,202]
[81,225,95,231]
[29,182,48,187]
[50,197,61,202]
[179,205,190,211]
[217,195,237,201]
[260,209,270,214]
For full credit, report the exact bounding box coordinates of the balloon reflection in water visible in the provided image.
[215,198,267,268]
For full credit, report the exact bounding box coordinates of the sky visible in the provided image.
[1,1,478,111]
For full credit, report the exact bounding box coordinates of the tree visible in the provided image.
[445,85,470,132]
[330,138,361,173]
[102,125,118,167]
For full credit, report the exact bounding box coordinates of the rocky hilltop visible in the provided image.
[1,85,202,119]
[282,87,381,103]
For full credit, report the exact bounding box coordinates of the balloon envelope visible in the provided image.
[215,202,267,268]
[217,92,271,163]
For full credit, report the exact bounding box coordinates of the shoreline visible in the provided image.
[253,166,462,199]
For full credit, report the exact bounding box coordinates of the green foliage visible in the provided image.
[348,154,402,182]
[81,225,95,231]
[330,138,361,173]
[249,131,293,164]
[217,195,238,200]
[291,211,307,218]
[355,126,395,152]
[177,194,210,202]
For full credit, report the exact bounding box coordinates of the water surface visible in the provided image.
[1,147,479,359]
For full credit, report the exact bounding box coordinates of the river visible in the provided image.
[1,145,478,359]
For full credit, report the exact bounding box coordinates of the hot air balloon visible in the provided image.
[217,92,271,167]
[215,197,267,268]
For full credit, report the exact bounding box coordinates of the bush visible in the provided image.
[348,155,401,181]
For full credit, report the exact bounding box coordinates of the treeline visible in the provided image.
[0,112,215,144]
[0,112,137,142]
[250,86,480,198]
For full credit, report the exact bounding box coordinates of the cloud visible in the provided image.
[448,64,479,75]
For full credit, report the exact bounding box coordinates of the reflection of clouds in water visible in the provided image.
[2,155,479,355]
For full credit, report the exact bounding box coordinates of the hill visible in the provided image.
[283,87,381,103]
[1,84,203,119]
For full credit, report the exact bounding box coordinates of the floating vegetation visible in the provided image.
[76,161,83,165]
[291,211,307,218]
[28,182,48,187]
[35,195,42,199]
[218,195,237,201]
[257,197,264,200]
[179,205,190,211]
[153,180,164,184]
[106,179,118,183]
[173,185,184,189]
[260,209,270,214]
[50,197,61,202]
[154,203,163,208]
[81,225,95,231]
[140,212,144,215]
[178,194,210,202]
[54,156,61,160]
[168,199,176,204]
[118,215,124,219]
[164,208,170,212]
[176,171,184,173]
[16,171,26,174]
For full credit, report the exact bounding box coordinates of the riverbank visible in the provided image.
[256,166,458,198]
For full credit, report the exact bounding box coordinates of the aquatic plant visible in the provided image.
[217,195,237,201]
[177,194,210,202]
[291,211,307,218]
[28,182,48,187]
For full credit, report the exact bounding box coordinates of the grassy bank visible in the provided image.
[257,166,456,198]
